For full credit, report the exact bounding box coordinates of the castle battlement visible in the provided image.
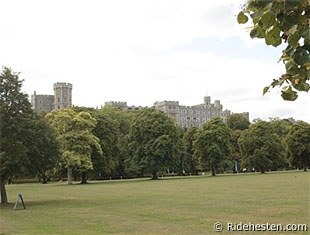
[105,101,128,107]
[153,96,243,128]
[31,82,72,114]
[31,82,248,128]
[53,82,72,88]
[154,101,179,106]
[105,101,144,111]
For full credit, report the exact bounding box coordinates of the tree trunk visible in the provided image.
[303,165,307,172]
[81,172,88,184]
[151,170,158,180]
[211,167,216,176]
[42,174,48,184]
[0,175,8,204]
[67,167,73,185]
[261,167,265,173]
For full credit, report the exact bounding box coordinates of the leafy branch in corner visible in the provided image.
[238,0,309,101]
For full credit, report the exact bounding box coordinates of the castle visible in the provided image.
[31,82,72,114]
[31,83,249,128]
[104,101,144,111]
[154,97,236,128]
[106,96,249,128]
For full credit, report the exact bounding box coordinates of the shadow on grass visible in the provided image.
[26,199,79,207]
[152,170,308,181]
[12,170,307,189]
[0,199,80,211]
[0,202,15,209]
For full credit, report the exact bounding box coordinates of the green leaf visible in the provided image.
[271,78,285,87]
[292,74,310,92]
[237,11,248,24]
[292,48,309,66]
[250,26,265,38]
[261,11,275,28]
[301,26,310,39]
[284,45,295,57]
[294,82,310,92]
[263,86,270,95]
[281,86,298,101]
[288,33,301,48]
[285,59,299,75]
[265,26,281,47]
[287,24,298,35]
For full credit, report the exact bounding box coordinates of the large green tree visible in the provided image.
[182,127,200,175]
[128,109,180,179]
[193,118,233,176]
[239,121,286,173]
[269,118,292,168]
[286,121,310,171]
[98,107,137,178]
[26,116,60,183]
[92,109,121,178]
[0,67,60,203]
[46,109,102,184]
[238,0,309,100]
[227,113,250,131]
[0,67,34,203]
[229,130,243,172]
[226,114,250,172]
[269,118,292,138]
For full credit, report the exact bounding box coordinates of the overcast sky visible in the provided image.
[0,0,309,122]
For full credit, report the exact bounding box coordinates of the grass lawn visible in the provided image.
[0,171,309,235]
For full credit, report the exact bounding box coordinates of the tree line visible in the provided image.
[1,67,309,203]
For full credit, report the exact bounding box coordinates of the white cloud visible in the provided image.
[0,0,309,122]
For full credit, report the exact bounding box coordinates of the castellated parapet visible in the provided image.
[31,82,72,114]
[154,96,235,128]
[154,101,180,119]
[31,82,249,128]
[31,92,54,113]
[105,101,127,107]
[53,82,72,110]
[105,101,144,111]
[106,96,248,128]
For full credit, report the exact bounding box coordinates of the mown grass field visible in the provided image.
[0,171,309,235]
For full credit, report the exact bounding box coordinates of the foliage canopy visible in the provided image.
[0,67,60,203]
[238,0,310,100]
[128,109,180,179]
[193,118,233,176]
[286,121,310,171]
[46,109,102,184]
[238,121,286,173]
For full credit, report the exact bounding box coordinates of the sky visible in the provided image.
[0,0,309,122]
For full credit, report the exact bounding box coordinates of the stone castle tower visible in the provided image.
[53,82,72,110]
[31,82,72,114]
